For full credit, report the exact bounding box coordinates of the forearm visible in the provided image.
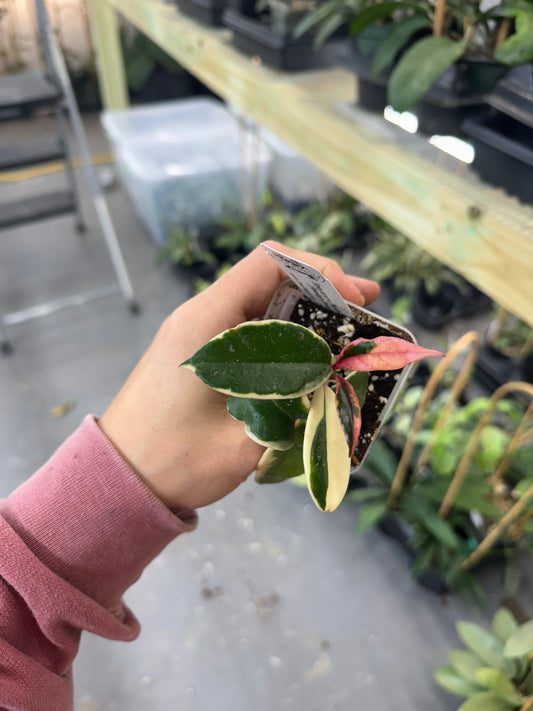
[0,416,197,711]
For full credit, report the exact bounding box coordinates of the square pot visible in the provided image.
[223,8,346,71]
[462,110,533,204]
[264,280,417,469]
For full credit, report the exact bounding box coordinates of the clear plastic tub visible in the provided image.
[260,127,334,204]
[101,98,238,150]
[115,133,272,246]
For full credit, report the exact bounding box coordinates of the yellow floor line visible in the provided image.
[0,152,114,182]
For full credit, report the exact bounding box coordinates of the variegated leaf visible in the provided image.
[255,422,306,484]
[335,375,362,456]
[181,320,332,398]
[227,397,295,450]
[334,336,443,371]
[303,384,351,512]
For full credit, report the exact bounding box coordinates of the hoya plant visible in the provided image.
[181,319,442,511]
[435,607,533,711]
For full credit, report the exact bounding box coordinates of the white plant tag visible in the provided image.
[262,243,353,318]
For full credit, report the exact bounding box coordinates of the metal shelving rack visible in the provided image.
[0,0,139,354]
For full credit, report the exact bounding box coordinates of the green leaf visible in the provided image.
[304,384,351,511]
[495,3,533,65]
[458,693,517,711]
[448,650,484,683]
[388,37,467,112]
[345,371,369,408]
[371,15,431,78]
[434,665,485,697]
[255,422,306,483]
[491,609,519,646]
[474,668,523,705]
[227,397,295,449]
[362,438,399,483]
[346,486,388,503]
[457,622,514,675]
[273,396,310,420]
[355,499,388,532]
[504,620,533,658]
[349,2,427,37]
[181,320,332,398]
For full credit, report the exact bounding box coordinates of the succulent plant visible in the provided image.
[182,318,442,511]
[435,608,533,711]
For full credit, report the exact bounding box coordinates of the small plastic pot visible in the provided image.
[264,280,417,470]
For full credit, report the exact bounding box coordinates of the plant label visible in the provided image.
[262,242,353,318]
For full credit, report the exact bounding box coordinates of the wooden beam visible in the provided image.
[96,0,533,326]
[87,0,129,110]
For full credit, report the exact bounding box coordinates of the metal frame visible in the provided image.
[0,0,139,354]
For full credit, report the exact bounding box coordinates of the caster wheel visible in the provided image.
[128,300,141,316]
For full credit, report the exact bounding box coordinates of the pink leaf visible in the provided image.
[334,336,444,372]
[335,375,362,457]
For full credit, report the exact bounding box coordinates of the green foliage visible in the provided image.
[435,609,533,710]
[362,223,463,322]
[359,381,533,599]
[183,319,441,511]
[294,0,533,112]
[157,227,217,270]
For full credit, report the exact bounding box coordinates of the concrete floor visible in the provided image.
[0,112,531,711]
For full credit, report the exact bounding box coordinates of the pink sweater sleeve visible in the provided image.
[0,415,198,711]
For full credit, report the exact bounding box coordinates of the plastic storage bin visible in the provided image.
[115,134,271,246]
[101,98,238,151]
[260,127,334,204]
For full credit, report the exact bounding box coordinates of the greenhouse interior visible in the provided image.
[0,0,532,709]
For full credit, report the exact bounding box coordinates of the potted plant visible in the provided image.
[223,0,347,71]
[349,332,533,599]
[435,607,533,711]
[362,224,491,329]
[156,225,218,280]
[475,307,533,393]
[295,0,533,133]
[181,281,442,510]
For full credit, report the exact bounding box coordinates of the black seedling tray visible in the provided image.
[462,110,533,204]
[223,8,346,71]
[176,0,227,26]
[485,65,533,128]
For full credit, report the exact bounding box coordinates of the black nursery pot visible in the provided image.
[264,280,417,468]
[342,27,393,113]
[462,110,533,205]
[222,7,346,71]
[411,281,492,331]
[414,58,509,136]
[485,64,533,129]
[176,0,228,26]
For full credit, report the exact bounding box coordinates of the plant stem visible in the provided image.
[387,331,479,509]
[440,382,533,518]
[433,0,447,36]
[461,484,533,571]
[413,335,479,478]
[496,17,512,49]
[519,696,533,711]
[492,401,533,484]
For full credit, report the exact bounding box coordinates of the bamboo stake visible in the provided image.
[387,331,479,509]
[413,335,480,478]
[496,17,512,50]
[461,484,533,571]
[493,402,533,484]
[439,382,533,518]
[433,0,447,36]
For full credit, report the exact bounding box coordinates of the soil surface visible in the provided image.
[288,297,414,466]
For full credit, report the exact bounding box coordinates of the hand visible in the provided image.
[98,241,379,512]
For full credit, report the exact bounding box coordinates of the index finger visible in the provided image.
[214,241,380,322]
